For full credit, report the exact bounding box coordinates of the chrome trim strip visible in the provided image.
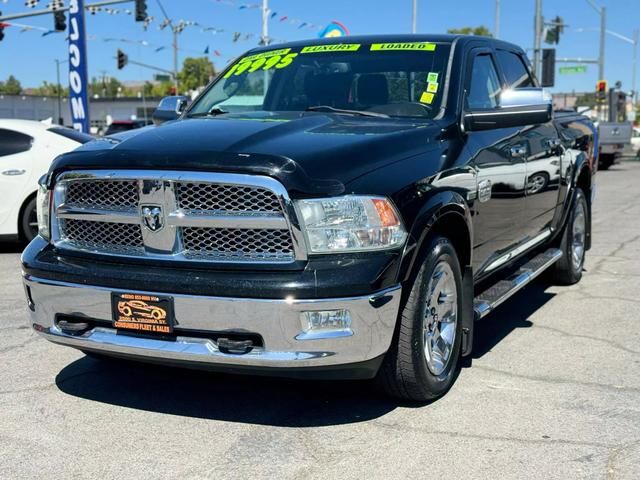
[52,169,308,263]
[485,228,552,272]
[56,205,140,224]
[167,211,288,230]
[474,248,562,320]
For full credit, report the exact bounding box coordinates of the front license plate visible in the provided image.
[111,292,174,334]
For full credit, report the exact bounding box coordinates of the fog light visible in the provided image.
[297,309,353,340]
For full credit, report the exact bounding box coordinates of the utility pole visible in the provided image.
[599,6,606,81]
[54,59,66,125]
[495,0,500,38]
[155,0,179,92]
[412,0,417,33]
[261,0,269,45]
[633,29,639,108]
[533,0,543,79]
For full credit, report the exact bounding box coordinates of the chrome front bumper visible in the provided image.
[23,275,401,375]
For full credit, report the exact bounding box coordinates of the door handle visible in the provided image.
[2,169,26,176]
[509,146,527,158]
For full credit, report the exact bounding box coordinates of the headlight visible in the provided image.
[36,181,51,240]
[296,196,407,253]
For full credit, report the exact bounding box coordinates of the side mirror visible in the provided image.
[464,88,552,131]
[152,95,190,126]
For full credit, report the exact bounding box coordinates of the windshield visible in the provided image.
[188,41,451,119]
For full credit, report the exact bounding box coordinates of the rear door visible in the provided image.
[465,49,528,273]
[495,49,562,237]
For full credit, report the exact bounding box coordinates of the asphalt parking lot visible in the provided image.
[1,161,639,480]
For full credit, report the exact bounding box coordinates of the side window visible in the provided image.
[467,54,501,110]
[0,129,33,157]
[496,50,534,89]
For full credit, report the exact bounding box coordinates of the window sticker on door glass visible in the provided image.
[419,91,435,104]
[427,72,439,83]
[370,42,436,51]
[300,44,361,53]
[427,82,439,93]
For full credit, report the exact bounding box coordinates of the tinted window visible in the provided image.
[0,128,33,157]
[468,54,501,110]
[496,50,534,89]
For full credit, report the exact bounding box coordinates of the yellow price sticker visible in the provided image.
[370,42,436,51]
[427,82,439,93]
[223,52,299,78]
[420,92,435,104]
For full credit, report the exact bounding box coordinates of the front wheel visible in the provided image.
[20,197,38,243]
[378,236,463,401]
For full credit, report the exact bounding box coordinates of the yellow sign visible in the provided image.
[420,92,435,104]
[370,42,436,51]
[427,82,439,93]
[243,48,292,62]
[223,52,298,78]
[301,44,362,53]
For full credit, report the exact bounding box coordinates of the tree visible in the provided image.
[447,26,493,37]
[32,81,68,97]
[88,76,128,98]
[0,75,23,95]
[178,57,216,92]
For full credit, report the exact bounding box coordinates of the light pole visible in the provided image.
[412,0,417,34]
[54,58,68,125]
[495,0,501,38]
[156,0,179,92]
[533,0,542,79]
[585,0,606,81]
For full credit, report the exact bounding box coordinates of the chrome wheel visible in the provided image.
[526,173,548,195]
[571,200,586,271]
[423,261,458,376]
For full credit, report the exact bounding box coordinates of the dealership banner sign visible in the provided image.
[68,0,90,133]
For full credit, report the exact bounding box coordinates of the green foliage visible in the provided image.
[143,80,175,97]
[31,81,68,96]
[178,57,216,92]
[89,76,126,98]
[0,75,23,95]
[447,26,493,37]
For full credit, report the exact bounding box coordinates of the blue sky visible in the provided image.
[1,0,639,94]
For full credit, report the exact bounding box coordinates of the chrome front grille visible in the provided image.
[52,170,305,264]
[66,179,139,210]
[61,219,145,255]
[182,227,294,260]
[176,182,282,213]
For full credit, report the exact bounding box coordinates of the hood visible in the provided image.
[51,111,442,195]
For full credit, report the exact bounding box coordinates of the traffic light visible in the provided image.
[544,16,564,44]
[0,13,5,42]
[596,80,608,94]
[117,49,128,70]
[135,0,147,22]
[53,11,66,31]
[541,48,556,87]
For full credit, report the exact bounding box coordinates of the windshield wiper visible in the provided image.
[186,106,229,118]
[305,105,389,118]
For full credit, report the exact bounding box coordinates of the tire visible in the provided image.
[378,236,464,401]
[552,188,588,285]
[598,154,613,170]
[20,197,38,243]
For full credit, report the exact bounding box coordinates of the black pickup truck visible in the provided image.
[23,35,596,401]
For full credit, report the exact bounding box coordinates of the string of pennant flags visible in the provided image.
[2,0,337,61]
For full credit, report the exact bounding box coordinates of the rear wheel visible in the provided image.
[552,188,588,285]
[20,197,38,243]
[378,236,463,401]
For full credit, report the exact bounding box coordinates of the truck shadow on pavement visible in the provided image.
[54,279,556,426]
[0,242,25,254]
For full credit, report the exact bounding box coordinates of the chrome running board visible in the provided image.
[474,248,563,320]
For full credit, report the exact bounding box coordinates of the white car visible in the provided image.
[0,119,93,242]
[631,126,640,156]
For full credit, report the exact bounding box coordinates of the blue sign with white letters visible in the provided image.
[68,0,90,133]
